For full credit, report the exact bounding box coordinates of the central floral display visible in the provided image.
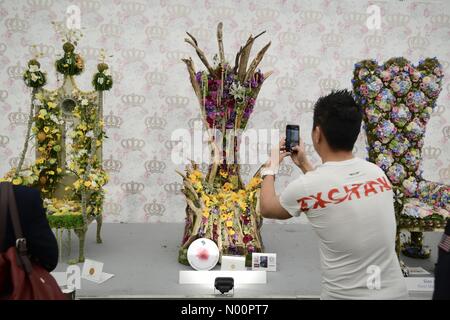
[178,23,272,265]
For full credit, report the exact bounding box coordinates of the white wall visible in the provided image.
[0,0,448,223]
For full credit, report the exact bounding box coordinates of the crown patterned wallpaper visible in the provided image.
[0,0,449,224]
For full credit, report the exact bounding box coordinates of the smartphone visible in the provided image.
[286,125,300,152]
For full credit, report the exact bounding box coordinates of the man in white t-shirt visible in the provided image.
[260,90,408,300]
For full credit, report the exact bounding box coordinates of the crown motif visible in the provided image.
[103,155,123,173]
[121,48,146,61]
[121,181,145,194]
[144,71,167,86]
[189,27,212,42]
[79,46,102,61]
[422,146,441,160]
[144,200,166,217]
[121,93,146,107]
[104,201,122,216]
[121,138,146,151]
[5,14,29,33]
[104,111,123,129]
[255,8,280,21]
[0,43,7,55]
[408,34,429,50]
[121,1,146,16]
[342,12,366,25]
[9,156,32,168]
[145,24,168,40]
[211,6,235,19]
[145,156,166,174]
[295,99,314,113]
[319,76,340,92]
[261,54,278,67]
[0,134,9,147]
[27,0,54,10]
[438,166,450,182]
[8,108,28,126]
[430,14,450,28]
[240,164,251,176]
[100,23,123,38]
[273,118,288,131]
[0,90,8,102]
[298,55,320,69]
[187,116,203,130]
[299,10,323,24]
[146,113,167,130]
[113,70,123,84]
[80,0,101,12]
[278,31,298,46]
[442,125,450,139]
[28,43,54,58]
[321,32,343,47]
[164,139,181,151]
[164,181,183,195]
[256,98,276,111]
[7,62,24,80]
[276,74,297,90]
[433,104,445,117]
[385,14,410,27]
[364,34,386,48]
[165,50,190,64]
[166,4,191,17]
[339,57,358,69]
[165,95,189,108]
[278,164,293,176]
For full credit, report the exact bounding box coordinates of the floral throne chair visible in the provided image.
[353,57,449,259]
[2,25,112,263]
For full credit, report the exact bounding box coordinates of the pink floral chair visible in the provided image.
[353,57,449,259]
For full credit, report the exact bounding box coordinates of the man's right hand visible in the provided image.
[291,139,313,173]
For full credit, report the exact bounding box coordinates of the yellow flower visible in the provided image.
[84,181,92,187]
[246,177,262,190]
[202,208,210,218]
[228,229,235,236]
[219,169,228,178]
[57,168,62,174]
[219,204,227,212]
[222,182,234,192]
[192,170,202,178]
[226,220,233,227]
[47,102,56,109]
[12,177,23,185]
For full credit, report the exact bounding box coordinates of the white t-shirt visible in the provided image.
[279,157,408,300]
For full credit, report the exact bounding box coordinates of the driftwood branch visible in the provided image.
[217,22,225,65]
[244,41,271,82]
[184,36,215,75]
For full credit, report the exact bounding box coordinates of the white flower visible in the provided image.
[29,65,39,72]
[31,73,40,82]
[103,69,111,76]
[81,99,89,106]
[85,130,95,138]
[97,77,104,85]
[33,99,43,107]
[229,82,247,101]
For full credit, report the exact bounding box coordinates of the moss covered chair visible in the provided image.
[353,57,449,259]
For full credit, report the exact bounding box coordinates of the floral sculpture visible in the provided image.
[353,57,449,258]
[2,23,112,263]
[178,23,272,265]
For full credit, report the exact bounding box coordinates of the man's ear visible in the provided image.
[313,126,321,145]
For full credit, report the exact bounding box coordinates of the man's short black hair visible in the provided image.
[312,89,362,152]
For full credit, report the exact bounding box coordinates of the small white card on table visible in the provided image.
[405,277,434,292]
[251,253,276,272]
[221,256,246,271]
[82,259,104,282]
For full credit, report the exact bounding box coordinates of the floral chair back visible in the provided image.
[352,57,449,256]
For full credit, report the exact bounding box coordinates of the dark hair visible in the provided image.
[312,89,362,151]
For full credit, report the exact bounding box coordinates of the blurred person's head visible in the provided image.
[312,89,362,159]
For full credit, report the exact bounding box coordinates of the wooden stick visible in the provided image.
[244,41,271,82]
[182,58,202,104]
[184,37,215,75]
[217,22,225,65]
[237,35,253,81]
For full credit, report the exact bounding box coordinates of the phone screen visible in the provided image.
[286,125,300,152]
